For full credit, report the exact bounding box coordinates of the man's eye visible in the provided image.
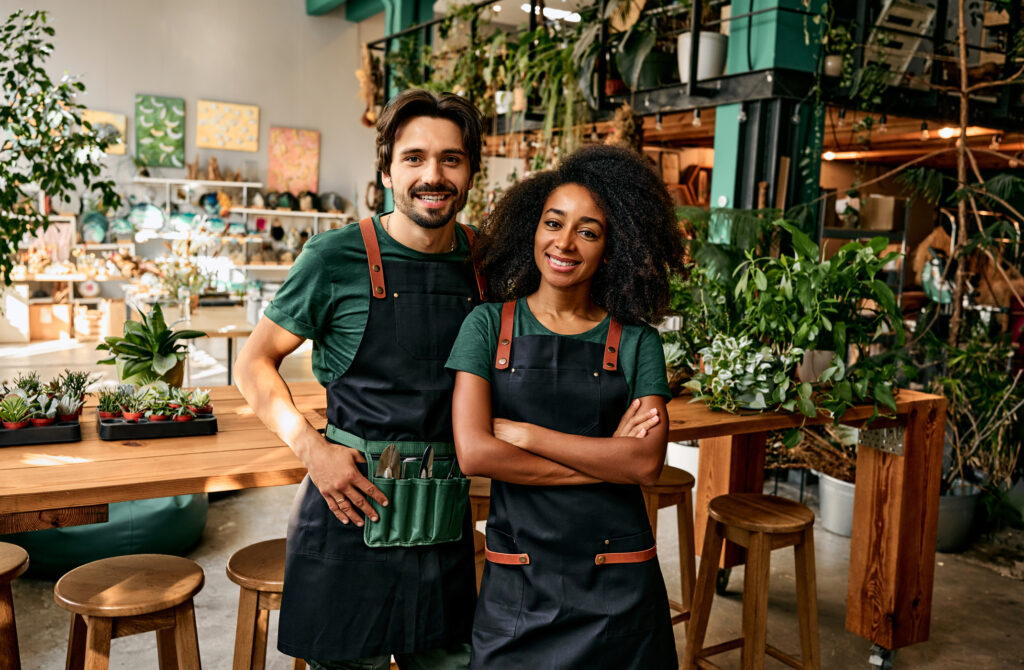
[405,156,421,164]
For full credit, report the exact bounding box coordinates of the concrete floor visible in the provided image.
[4,338,1024,668]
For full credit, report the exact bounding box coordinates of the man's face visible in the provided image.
[382,116,472,229]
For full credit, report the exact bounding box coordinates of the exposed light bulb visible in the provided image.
[878,113,888,133]
[655,113,663,131]
[938,127,956,139]
[920,121,930,141]
[737,107,748,123]
[990,134,1002,150]
[823,151,836,161]
[499,139,507,155]
[692,109,702,127]
[492,4,502,11]
[837,108,847,128]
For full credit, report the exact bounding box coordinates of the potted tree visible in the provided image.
[96,303,205,387]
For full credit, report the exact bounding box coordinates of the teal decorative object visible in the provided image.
[81,210,108,243]
[135,94,185,168]
[110,217,134,237]
[129,203,165,231]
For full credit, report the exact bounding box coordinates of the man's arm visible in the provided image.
[492,395,669,487]
[234,317,388,526]
[452,371,601,485]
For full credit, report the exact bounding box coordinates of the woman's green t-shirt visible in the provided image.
[445,300,670,402]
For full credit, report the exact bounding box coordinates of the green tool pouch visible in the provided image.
[326,426,470,548]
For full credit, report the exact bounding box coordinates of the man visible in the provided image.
[235,89,485,670]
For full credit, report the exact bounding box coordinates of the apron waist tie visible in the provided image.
[485,547,531,565]
[594,545,658,565]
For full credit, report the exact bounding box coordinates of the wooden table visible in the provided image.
[184,306,254,385]
[0,383,944,659]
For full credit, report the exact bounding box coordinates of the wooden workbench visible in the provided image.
[0,383,944,654]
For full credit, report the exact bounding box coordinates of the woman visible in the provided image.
[446,144,687,669]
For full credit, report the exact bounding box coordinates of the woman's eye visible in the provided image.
[579,229,599,240]
[544,220,561,229]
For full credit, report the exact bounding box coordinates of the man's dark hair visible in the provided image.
[475,144,687,326]
[375,89,483,177]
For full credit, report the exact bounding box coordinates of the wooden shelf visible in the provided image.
[230,207,348,219]
[134,177,262,189]
[822,227,905,241]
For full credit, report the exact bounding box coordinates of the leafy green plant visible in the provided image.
[56,393,83,417]
[0,10,119,284]
[96,303,204,384]
[96,389,125,413]
[188,388,211,409]
[12,371,41,396]
[58,369,100,400]
[0,394,32,423]
[685,334,806,413]
[32,394,59,419]
[120,389,150,414]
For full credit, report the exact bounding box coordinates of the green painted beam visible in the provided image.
[306,0,345,16]
[346,0,385,22]
[708,103,742,244]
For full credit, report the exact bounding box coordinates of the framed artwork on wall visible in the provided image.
[196,100,259,152]
[267,126,320,195]
[135,94,185,168]
[81,110,127,155]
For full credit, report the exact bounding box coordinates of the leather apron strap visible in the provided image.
[358,217,386,299]
[458,223,487,302]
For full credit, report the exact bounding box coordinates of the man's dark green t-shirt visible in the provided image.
[263,213,476,386]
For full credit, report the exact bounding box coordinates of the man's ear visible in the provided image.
[381,171,393,189]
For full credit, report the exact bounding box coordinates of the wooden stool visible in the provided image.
[641,465,697,626]
[54,554,204,670]
[226,538,306,670]
[473,530,486,593]
[683,493,820,670]
[0,543,29,670]
[469,477,491,524]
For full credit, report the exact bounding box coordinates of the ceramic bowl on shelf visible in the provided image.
[199,193,220,216]
[319,192,346,213]
[109,217,134,237]
[299,191,320,211]
[264,191,280,210]
[129,203,165,231]
[276,192,298,210]
[249,191,265,209]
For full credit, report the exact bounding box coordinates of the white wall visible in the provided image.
[3,0,386,217]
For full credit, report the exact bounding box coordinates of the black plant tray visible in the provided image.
[97,415,218,441]
[0,421,82,446]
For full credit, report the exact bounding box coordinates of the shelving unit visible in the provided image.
[133,176,262,216]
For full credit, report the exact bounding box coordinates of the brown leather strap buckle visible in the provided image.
[602,319,623,371]
[458,223,487,302]
[494,300,515,370]
[485,547,531,565]
[594,545,657,565]
[359,217,386,299]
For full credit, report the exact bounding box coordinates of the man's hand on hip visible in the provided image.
[300,433,390,527]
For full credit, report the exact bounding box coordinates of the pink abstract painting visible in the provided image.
[267,126,320,195]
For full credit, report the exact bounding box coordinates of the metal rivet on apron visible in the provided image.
[511,368,515,373]
[372,264,381,272]
[393,292,399,298]
[593,372,599,377]
[499,358,507,365]
[518,555,527,564]
[375,286,384,294]
[596,555,606,564]
[501,339,510,346]
[467,297,472,302]
[604,539,610,545]
[607,346,616,353]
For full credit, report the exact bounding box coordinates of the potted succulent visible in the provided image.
[146,392,172,422]
[172,404,195,422]
[96,389,124,419]
[0,393,32,430]
[188,388,212,415]
[120,389,150,423]
[58,370,100,413]
[56,394,84,423]
[96,303,205,387]
[31,394,59,427]
[12,372,42,397]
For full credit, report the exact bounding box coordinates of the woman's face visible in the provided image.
[533,183,607,291]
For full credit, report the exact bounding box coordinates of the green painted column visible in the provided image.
[709,0,825,243]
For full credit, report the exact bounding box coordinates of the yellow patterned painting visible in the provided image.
[196,100,259,152]
[81,109,126,155]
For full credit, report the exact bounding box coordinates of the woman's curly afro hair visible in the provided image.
[475,144,687,325]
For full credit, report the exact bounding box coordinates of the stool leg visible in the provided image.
[157,625,180,670]
[173,600,202,670]
[678,488,697,626]
[65,613,87,670]
[683,518,725,669]
[83,616,111,670]
[794,526,821,670]
[233,588,259,670]
[252,607,270,670]
[644,492,660,538]
[740,533,770,670]
[291,659,306,670]
[0,582,20,670]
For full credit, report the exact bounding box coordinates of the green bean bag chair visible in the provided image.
[1,494,208,577]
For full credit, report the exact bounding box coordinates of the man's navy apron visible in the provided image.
[471,300,677,669]
[278,218,483,662]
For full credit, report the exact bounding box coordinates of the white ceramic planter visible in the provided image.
[818,471,855,537]
[796,349,835,383]
[823,54,843,77]
[677,32,728,84]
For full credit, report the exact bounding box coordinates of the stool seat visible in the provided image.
[0,543,28,584]
[227,538,286,592]
[644,465,695,494]
[469,476,491,524]
[54,554,204,618]
[708,492,815,534]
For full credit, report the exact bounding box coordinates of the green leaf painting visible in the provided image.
[134,95,185,168]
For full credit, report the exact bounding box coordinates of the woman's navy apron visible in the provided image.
[472,300,677,669]
[278,218,484,662]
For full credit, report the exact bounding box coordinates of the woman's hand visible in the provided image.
[492,417,535,449]
[613,398,661,438]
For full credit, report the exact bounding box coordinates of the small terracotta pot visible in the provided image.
[148,414,170,422]
[173,414,194,422]
[2,421,29,430]
[168,403,181,410]
[31,417,55,427]
[59,414,79,424]
[98,410,122,419]
[190,405,213,415]
[122,411,144,423]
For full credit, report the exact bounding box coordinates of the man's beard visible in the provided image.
[394,183,468,229]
